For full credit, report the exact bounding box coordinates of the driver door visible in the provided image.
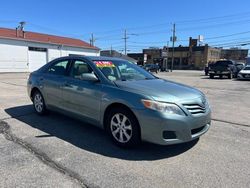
[61,59,102,121]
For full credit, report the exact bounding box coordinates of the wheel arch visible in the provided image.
[103,103,141,136]
[30,87,41,101]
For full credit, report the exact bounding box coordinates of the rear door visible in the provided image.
[41,59,71,109]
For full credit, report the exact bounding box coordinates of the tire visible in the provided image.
[219,75,223,79]
[106,107,141,147]
[228,73,232,79]
[32,90,47,115]
[209,74,214,79]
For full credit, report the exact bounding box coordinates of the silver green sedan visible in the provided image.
[27,56,211,147]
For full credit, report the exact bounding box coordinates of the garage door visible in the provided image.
[28,50,47,72]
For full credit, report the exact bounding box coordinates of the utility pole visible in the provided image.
[171,23,176,72]
[123,29,128,55]
[110,45,113,56]
[90,33,95,46]
[166,41,169,71]
[122,29,138,55]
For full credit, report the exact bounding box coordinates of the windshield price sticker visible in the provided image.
[94,61,115,67]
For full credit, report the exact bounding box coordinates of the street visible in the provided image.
[0,71,249,188]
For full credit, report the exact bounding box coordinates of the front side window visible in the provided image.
[93,60,156,81]
[70,60,93,80]
[47,60,69,76]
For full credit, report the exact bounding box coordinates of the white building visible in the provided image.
[0,27,100,72]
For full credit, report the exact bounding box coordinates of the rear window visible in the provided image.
[215,61,233,66]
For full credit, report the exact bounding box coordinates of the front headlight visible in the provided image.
[141,100,185,116]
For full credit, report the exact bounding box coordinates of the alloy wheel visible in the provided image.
[110,113,132,143]
[34,93,44,113]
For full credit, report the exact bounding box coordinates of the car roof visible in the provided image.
[68,55,128,62]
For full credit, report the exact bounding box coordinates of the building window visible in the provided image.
[28,47,47,52]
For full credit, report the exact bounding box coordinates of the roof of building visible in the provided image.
[0,27,99,50]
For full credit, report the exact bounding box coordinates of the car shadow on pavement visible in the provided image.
[5,105,198,161]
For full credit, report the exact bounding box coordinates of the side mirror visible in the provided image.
[80,73,99,82]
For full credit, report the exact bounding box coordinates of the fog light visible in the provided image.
[163,131,176,139]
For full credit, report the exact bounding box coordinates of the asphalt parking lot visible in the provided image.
[0,71,249,188]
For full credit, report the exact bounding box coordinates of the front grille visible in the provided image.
[183,104,206,115]
[243,74,250,78]
[191,126,205,135]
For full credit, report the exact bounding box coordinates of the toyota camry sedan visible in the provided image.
[27,56,211,147]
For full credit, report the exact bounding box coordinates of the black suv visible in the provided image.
[143,64,160,73]
[209,60,237,79]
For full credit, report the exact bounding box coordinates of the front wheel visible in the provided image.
[33,91,47,115]
[106,108,140,147]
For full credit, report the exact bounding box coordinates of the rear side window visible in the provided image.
[47,60,70,76]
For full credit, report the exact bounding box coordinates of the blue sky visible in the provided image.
[1,0,250,53]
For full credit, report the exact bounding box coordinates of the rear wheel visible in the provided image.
[219,75,223,79]
[33,91,47,115]
[106,108,140,147]
[228,73,232,79]
[209,74,214,79]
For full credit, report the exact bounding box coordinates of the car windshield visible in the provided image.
[243,67,250,70]
[93,60,156,81]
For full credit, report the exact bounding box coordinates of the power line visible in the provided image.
[210,40,250,47]
[175,11,250,24]
[84,11,250,35]
[208,37,250,45]
[178,19,250,31]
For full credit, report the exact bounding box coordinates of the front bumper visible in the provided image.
[238,74,250,80]
[133,108,211,145]
[209,71,230,75]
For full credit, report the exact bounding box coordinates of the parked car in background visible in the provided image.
[27,56,211,147]
[237,65,250,80]
[143,64,160,73]
[208,60,237,79]
[235,62,245,75]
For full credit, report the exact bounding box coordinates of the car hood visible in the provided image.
[239,70,250,74]
[115,79,203,103]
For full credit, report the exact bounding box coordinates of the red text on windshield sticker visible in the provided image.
[94,61,115,67]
